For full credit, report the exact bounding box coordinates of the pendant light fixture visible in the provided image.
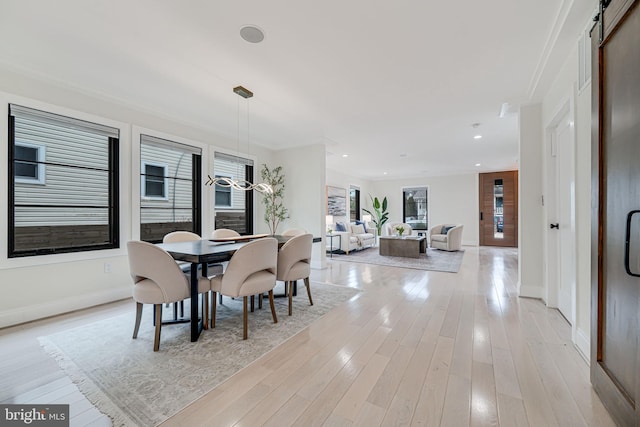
[206,85,273,194]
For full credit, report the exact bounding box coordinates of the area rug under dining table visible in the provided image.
[38,281,360,427]
[330,247,464,273]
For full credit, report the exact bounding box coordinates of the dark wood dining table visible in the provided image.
[156,235,321,342]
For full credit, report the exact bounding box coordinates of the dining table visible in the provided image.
[156,234,321,342]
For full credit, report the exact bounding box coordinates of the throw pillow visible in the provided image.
[352,224,366,234]
[335,222,347,232]
[355,220,367,232]
[442,226,454,234]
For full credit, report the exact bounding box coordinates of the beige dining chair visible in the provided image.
[210,237,278,339]
[276,233,313,316]
[281,228,307,237]
[127,241,210,351]
[163,231,224,312]
[211,228,241,239]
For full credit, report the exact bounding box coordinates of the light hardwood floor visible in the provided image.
[0,247,615,426]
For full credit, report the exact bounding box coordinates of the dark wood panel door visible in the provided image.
[591,1,640,425]
[479,171,518,247]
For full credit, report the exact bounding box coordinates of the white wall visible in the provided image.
[274,144,326,268]
[0,67,276,327]
[518,104,544,299]
[369,173,479,246]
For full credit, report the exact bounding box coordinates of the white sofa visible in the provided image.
[328,222,377,254]
[429,224,463,251]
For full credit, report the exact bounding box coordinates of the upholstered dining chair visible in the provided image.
[281,228,307,237]
[276,233,313,316]
[127,241,210,351]
[211,228,241,239]
[209,237,278,339]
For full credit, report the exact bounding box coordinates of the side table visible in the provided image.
[326,234,341,258]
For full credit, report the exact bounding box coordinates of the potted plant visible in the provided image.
[260,164,289,235]
[394,224,405,237]
[363,195,389,236]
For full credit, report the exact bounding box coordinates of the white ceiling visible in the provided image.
[0,0,596,180]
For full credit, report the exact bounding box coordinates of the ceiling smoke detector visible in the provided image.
[240,25,265,43]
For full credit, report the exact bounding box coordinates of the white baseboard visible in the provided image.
[518,283,544,299]
[0,286,131,328]
[575,327,590,363]
[462,240,479,247]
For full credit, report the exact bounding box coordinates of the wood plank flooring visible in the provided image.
[0,247,616,426]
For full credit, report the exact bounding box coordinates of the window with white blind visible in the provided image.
[8,104,120,257]
[139,134,202,242]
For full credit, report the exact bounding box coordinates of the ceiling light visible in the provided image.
[342,154,348,158]
[475,163,481,167]
[383,172,388,175]
[399,153,407,158]
[205,86,272,194]
[474,135,482,140]
[240,25,265,43]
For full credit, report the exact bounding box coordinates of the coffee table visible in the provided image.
[379,235,427,258]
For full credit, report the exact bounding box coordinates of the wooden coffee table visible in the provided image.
[379,235,427,258]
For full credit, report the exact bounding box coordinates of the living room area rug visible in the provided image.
[38,281,360,427]
[330,247,464,273]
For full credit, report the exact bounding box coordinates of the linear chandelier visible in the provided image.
[206,86,273,194]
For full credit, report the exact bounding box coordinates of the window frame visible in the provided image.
[7,104,120,258]
[140,160,169,200]
[14,141,46,184]
[402,186,429,231]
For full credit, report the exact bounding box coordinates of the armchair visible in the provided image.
[429,224,464,251]
[386,222,413,236]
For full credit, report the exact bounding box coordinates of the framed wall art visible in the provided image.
[326,186,346,216]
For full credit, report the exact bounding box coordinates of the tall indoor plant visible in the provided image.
[260,164,289,235]
[362,195,389,236]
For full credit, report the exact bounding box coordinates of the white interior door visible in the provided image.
[545,104,576,324]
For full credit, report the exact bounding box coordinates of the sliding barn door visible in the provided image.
[591,1,640,424]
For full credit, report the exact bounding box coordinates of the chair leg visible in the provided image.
[210,291,217,328]
[173,302,178,321]
[219,293,223,304]
[202,293,209,330]
[258,293,263,310]
[180,301,184,317]
[133,302,143,339]
[288,281,293,316]
[153,304,162,351]
[250,295,255,312]
[304,277,313,306]
[243,296,248,340]
[269,290,278,324]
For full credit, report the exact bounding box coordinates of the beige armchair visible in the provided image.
[277,233,313,315]
[127,241,210,351]
[386,222,413,236]
[429,224,464,251]
[209,237,278,339]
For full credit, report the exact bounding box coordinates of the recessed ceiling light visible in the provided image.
[399,153,407,158]
[475,163,481,167]
[474,135,482,140]
[342,154,348,158]
[383,172,388,175]
[240,25,265,43]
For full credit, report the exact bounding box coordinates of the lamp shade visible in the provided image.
[326,215,334,226]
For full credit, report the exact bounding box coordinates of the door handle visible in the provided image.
[550,223,559,229]
[624,210,640,277]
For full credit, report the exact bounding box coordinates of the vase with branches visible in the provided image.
[260,164,289,235]
[362,195,389,236]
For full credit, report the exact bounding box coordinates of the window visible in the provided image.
[402,187,428,230]
[8,104,120,257]
[214,174,232,207]
[14,142,45,184]
[140,134,201,243]
[213,152,253,235]
[141,161,168,199]
[350,186,360,222]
